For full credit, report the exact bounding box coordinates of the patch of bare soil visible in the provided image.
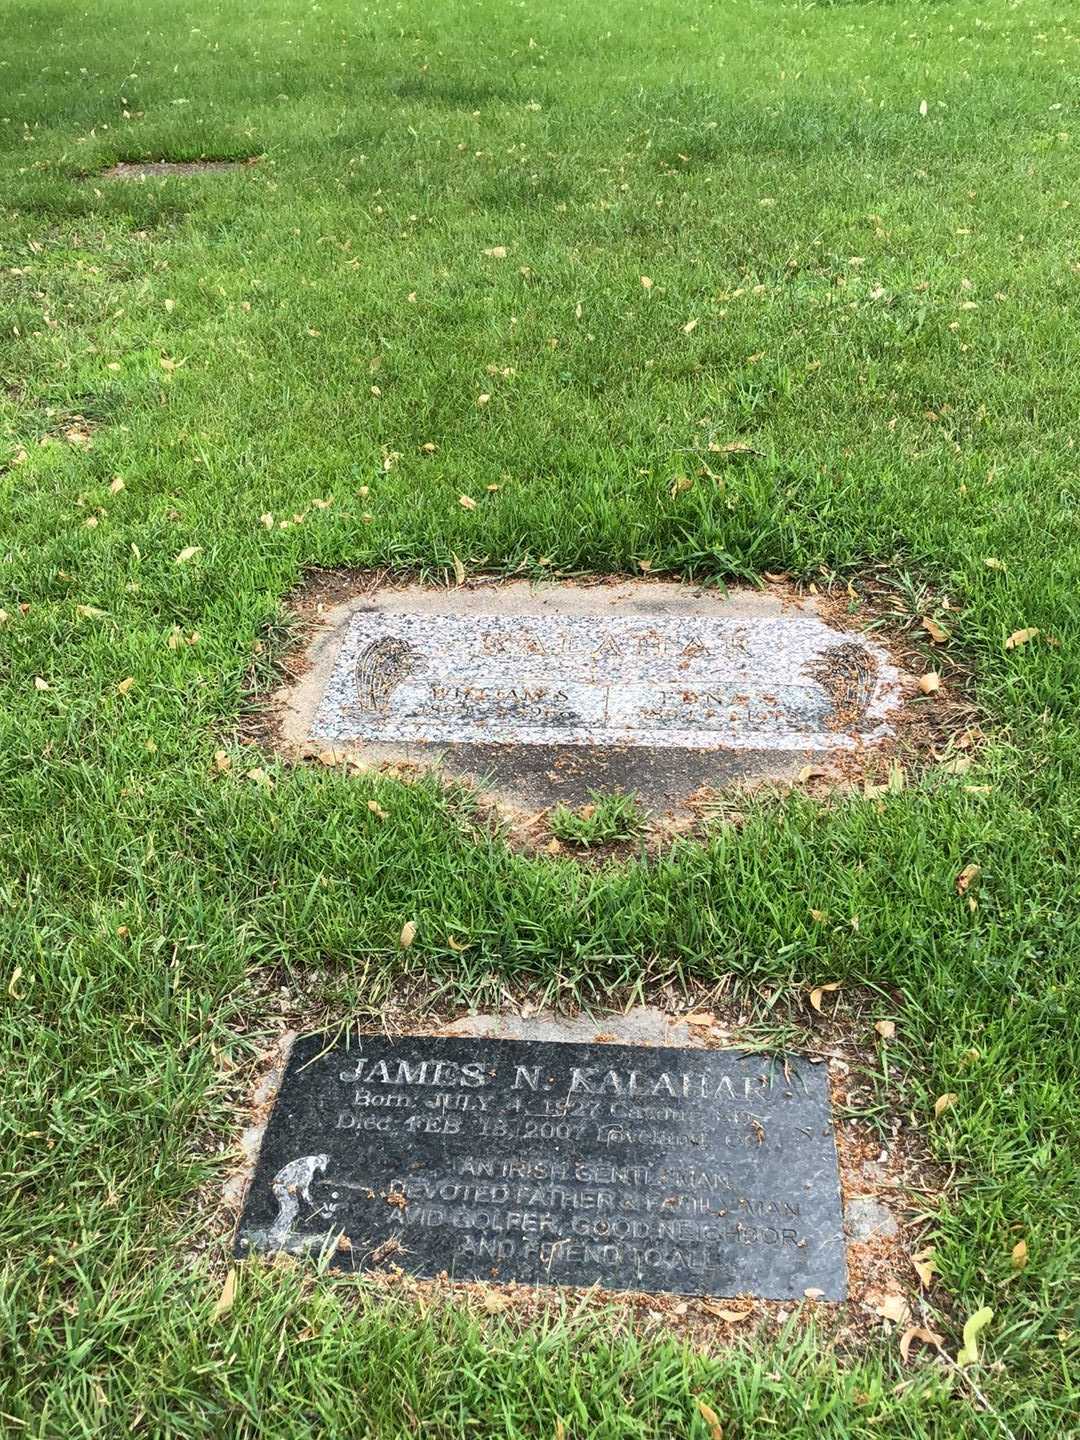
[100,157,260,179]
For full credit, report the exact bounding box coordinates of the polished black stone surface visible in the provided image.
[236,1033,847,1300]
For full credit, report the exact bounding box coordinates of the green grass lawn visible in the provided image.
[2,0,1079,1433]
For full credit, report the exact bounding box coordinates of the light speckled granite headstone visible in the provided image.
[275,581,905,812]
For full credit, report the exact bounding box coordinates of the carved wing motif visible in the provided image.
[354,636,420,713]
[805,642,877,729]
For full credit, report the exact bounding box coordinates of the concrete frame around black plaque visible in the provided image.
[237,1033,848,1302]
[271,580,906,813]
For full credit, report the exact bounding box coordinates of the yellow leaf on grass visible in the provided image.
[912,1250,936,1287]
[246,768,272,788]
[447,935,471,953]
[213,750,231,773]
[399,920,417,949]
[76,604,106,619]
[640,275,653,290]
[7,965,24,1000]
[117,677,135,695]
[1005,627,1038,650]
[212,1268,236,1322]
[933,1092,958,1119]
[809,982,841,1013]
[110,476,125,494]
[367,799,388,820]
[955,864,980,895]
[918,672,941,695]
[33,676,51,692]
[957,1306,993,1367]
[1011,1239,1028,1270]
[452,553,466,586]
[458,494,477,511]
[174,546,202,564]
[921,616,949,643]
[875,1019,896,1040]
[696,1400,723,1440]
[983,557,1005,571]
[682,318,699,334]
[483,246,508,259]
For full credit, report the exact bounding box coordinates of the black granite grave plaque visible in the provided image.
[236,1034,847,1300]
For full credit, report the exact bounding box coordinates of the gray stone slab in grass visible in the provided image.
[274,580,906,812]
[236,1033,848,1301]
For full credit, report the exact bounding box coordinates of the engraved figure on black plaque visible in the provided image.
[354,636,422,713]
[267,1153,331,1249]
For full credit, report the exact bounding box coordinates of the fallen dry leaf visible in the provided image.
[921,616,949,644]
[933,1092,958,1119]
[174,546,202,564]
[874,1293,911,1325]
[939,755,972,776]
[483,246,508,259]
[246,768,272,788]
[1011,1239,1028,1270]
[399,920,417,949]
[7,965,24,1000]
[809,981,841,1013]
[75,604,106,619]
[1005,627,1038,650]
[912,1249,936,1287]
[640,275,653,290]
[367,799,389,820]
[452,553,466,586]
[683,1012,715,1027]
[682,318,699,334]
[447,935,471,953]
[700,1302,752,1322]
[900,1325,943,1363]
[955,863,980,896]
[696,1400,723,1440]
[117,676,135,695]
[875,1019,896,1041]
[918,672,941,695]
[458,494,477,511]
[110,476,125,494]
[983,557,1005,571]
[212,1268,236,1322]
[33,676,50,692]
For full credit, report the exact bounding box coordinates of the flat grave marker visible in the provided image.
[275,581,906,811]
[237,1033,848,1300]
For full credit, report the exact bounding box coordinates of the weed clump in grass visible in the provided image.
[549,790,645,848]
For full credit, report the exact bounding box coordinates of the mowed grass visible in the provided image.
[2,0,1079,1433]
